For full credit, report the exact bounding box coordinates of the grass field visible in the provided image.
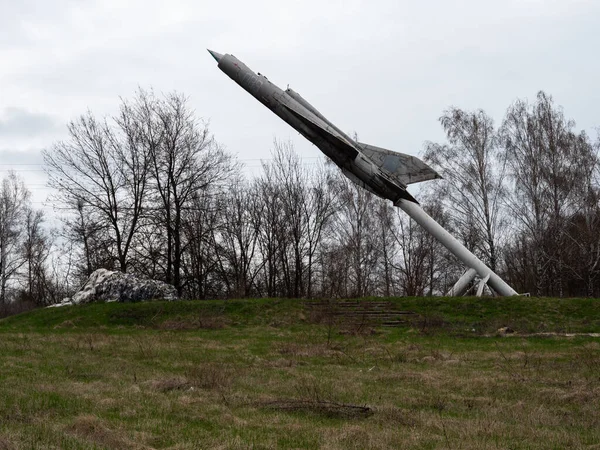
[0,297,599,449]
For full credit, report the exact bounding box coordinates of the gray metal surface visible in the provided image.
[208,49,440,205]
[447,268,478,296]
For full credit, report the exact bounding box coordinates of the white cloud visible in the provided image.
[0,0,598,177]
[0,107,60,137]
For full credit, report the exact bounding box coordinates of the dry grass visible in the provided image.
[158,315,228,330]
[149,376,190,392]
[185,362,236,390]
[0,436,16,450]
[0,319,599,448]
[67,414,139,449]
[262,400,373,419]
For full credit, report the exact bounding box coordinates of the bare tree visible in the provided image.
[44,102,151,273]
[500,97,547,294]
[250,142,336,299]
[330,175,381,297]
[181,189,222,299]
[20,208,52,305]
[303,163,337,298]
[424,108,507,272]
[393,210,431,296]
[44,89,234,298]
[500,91,596,295]
[543,131,600,296]
[375,201,397,297]
[253,141,324,298]
[142,90,234,296]
[254,170,284,297]
[213,180,262,298]
[0,172,30,303]
[270,141,310,297]
[61,199,113,283]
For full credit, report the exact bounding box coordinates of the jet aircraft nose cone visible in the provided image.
[207,49,223,63]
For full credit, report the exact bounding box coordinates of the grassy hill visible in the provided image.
[2,296,599,334]
[0,297,599,449]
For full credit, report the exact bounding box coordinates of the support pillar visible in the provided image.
[395,198,517,296]
[447,268,477,296]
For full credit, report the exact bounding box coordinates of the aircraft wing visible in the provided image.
[281,103,359,160]
[358,142,441,186]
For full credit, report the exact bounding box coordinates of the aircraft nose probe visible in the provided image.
[207,49,223,63]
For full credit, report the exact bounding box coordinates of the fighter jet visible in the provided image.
[207,49,440,204]
[208,50,518,296]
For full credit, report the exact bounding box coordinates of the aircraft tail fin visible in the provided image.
[358,142,441,186]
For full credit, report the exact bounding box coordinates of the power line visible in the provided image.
[0,156,322,166]
[0,169,46,172]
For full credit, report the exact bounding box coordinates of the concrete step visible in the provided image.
[304,300,417,327]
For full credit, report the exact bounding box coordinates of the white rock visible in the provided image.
[51,269,178,307]
[497,326,515,335]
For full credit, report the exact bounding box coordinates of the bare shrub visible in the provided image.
[132,336,159,359]
[306,305,332,324]
[63,333,111,353]
[416,314,448,334]
[392,349,409,363]
[294,375,339,403]
[83,334,96,351]
[185,363,234,390]
[578,344,600,370]
[495,342,544,383]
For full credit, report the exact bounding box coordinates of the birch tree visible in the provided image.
[424,108,507,271]
[0,172,30,303]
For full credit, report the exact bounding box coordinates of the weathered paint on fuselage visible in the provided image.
[215,53,413,203]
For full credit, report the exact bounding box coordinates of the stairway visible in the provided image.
[304,300,417,327]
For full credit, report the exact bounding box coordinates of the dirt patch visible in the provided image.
[261,399,373,419]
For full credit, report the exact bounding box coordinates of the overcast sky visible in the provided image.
[1,0,599,211]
